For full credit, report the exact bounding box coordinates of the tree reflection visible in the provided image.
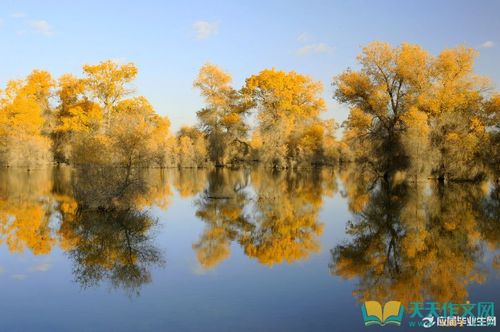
[193,169,252,269]
[1,164,496,299]
[172,168,208,198]
[0,168,57,255]
[193,168,336,269]
[242,170,330,266]
[57,167,165,296]
[330,167,498,305]
[0,166,168,295]
[474,182,500,270]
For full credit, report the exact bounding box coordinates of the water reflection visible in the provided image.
[242,169,336,266]
[58,167,166,296]
[0,168,56,255]
[0,166,167,296]
[0,166,498,301]
[330,167,500,305]
[193,168,337,268]
[193,169,252,269]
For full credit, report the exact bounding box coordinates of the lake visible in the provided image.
[0,166,498,331]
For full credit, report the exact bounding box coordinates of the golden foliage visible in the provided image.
[244,68,336,168]
[194,64,250,166]
[336,42,497,181]
[0,73,52,167]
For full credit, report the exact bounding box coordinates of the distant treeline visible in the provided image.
[0,42,498,180]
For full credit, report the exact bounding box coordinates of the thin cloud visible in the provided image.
[30,20,54,36]
[11,274,27,281]
[110,57,128,64]
[480,41,494,48]
[297,32,312,43]
[295,33,332,56]
[296,43,332,56]
[30,262,52,272]
[193,20,219,40]
[11,12,26,19]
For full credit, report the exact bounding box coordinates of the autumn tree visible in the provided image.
[481,94,500,177]
[194,64,251,166]
[109,96,172,168]
[83,60,137,132]
[244,69,335,168]
[175,126,207,167]
[400,107,431,181]
[51,74,102,163]
[336,42,498,182]
[52,60,174,168]
[334,42,431,179]
[418,46,490,181]
[0,74,53,167]
[22,70,56,135]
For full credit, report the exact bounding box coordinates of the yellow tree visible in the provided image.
[83,60,138,132]
[109,96,172,168]
[419,46,490,181]
[194,64,250,166]
[244,69,329,168]
[481,94,500,176]
[0,76,52,167]
[336,42,497,182]
[400,107,431,181]
[175,126,207,167]
[22,70,56,135]
[52,74,102,163]
[62,61,172,167]
[334,42,431,179]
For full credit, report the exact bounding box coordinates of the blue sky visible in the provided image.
[1,0,499,131]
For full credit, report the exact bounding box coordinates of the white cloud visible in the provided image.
[11,274,27,281]
[30,20,53,36]
[193,20,219,40]
[480,41,494,48]
[110,57,128,64]
[11,12,26,19]
[297,32,312,43]
[295,43,332,56]
[30,262,51,272]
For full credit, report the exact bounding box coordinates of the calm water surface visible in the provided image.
[0,166,498,331]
